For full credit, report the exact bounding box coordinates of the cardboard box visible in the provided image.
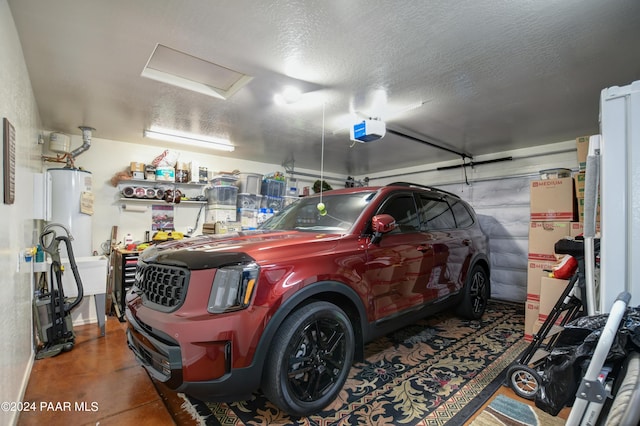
[575,170,602,227]
[574,171,585,196]
[528,221,572,261]
[527,260,556,300]
[130,162,145,172]
[577,197,601,225]
[576,136,590,171]
[525,298,540,342]
[538,277,570,323]
[530,177,576,221]
[155,166,175,182]
[570,222,584,237]
[531,319,565,343]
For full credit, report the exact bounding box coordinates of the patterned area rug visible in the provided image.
[469,394,566,426]
[184,300,528,425]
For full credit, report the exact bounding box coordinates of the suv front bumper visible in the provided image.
[125,308,261,402]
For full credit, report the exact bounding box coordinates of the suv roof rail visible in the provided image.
[386,182,461,199]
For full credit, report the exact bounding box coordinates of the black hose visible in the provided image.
[48,262,63,342]
[56,235,84,313]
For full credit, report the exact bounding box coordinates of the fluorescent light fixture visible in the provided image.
[144,128,235,152]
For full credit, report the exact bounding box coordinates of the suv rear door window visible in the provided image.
[450,199,475,228]
[417,196,456,231]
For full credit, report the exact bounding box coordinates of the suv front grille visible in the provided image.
[135,263,189,311]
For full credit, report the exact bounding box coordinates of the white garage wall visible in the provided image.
[0,1,43,424]
[367,140,580,302]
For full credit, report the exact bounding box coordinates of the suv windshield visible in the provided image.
[259,192,376,232]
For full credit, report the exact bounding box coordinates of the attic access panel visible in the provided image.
[141,44,253,99]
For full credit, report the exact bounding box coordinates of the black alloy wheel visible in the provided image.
[262,301,355,416]
[456,264,489,320]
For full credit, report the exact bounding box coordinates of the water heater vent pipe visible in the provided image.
[66,126,95,167]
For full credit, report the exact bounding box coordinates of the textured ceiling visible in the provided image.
[8,0,640,177]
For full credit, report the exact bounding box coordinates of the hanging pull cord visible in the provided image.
[317,103,327,216]
[462,155,470,185]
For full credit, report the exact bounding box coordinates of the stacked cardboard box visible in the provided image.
[576,136,590,172]
[574,175,601,227]
[525,176,578,341]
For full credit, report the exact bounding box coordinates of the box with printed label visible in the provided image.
[570,222,583,237]
[538,277,570,323]
[528,221,572,261]
[530,178,576,221]
[577,197,601,225]
[575,171,585,196]
[576,136,590,171]
[527,259,556,300]
[525,298,540,342]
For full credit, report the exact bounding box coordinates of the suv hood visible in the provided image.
[138,230,343,270]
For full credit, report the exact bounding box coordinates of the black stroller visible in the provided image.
[506,237,593,400]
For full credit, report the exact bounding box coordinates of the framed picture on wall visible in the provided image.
[3,117,15,205]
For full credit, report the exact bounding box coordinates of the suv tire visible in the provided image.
[262,301,355,416]
[456,264,489,320]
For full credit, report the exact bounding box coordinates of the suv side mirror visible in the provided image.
[370,214,396,244]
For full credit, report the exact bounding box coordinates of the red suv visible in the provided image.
[125,182,490,415]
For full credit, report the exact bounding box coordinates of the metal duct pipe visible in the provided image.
[67,126,95,167]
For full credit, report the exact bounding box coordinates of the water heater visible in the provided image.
[47,168,93,257]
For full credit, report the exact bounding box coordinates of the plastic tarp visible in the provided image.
[535,307,640,415]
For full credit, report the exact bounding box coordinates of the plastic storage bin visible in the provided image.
[210,175,238,186]
[261,179,285,197]
[261,195,284,211]
[237,193,261,210]
[238,173,262,194]
[206,185,238,206]
[205,207,237,223]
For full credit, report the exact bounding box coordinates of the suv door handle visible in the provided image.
[417,245,432,253]
[462,239,471,246]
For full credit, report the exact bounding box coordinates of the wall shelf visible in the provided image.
[117,178,207,205]
[119,198,206,204]
[117,178,206,188]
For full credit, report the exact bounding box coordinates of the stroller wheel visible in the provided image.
[507,364,542,400]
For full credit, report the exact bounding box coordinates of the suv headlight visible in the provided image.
[207,263,259,314]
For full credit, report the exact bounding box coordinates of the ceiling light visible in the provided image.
[274,86,302,105]
[143,128,235,152]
